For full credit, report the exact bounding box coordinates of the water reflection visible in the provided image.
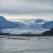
[0,36,53,53]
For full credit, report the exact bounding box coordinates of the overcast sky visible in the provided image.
[0,0,53,20]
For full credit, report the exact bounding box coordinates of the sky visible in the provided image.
[0,0,53,20]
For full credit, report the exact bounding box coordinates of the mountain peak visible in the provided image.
[0,16,26,29]
[0,16,6,21]
[42,21,53,29]
[35,19,45,23]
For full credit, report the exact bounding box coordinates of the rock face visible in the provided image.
[42,21,53,29]
[0,16,25,29]
[42,28,53,35]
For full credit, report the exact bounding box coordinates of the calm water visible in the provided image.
[0,35,53,53]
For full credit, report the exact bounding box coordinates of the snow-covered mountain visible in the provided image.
[0,16,46,30]
[0,16,47,34]
[42,21,53,29]
[0,16,26,29]
[23,19,46,30]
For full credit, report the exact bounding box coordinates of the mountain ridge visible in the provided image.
[0,16,26,29]
[0,16,46,31]
[42,21,53,29]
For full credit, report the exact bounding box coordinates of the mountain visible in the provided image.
[35,19,45,23]
[13,19,45,30]
[23,19,45,24]
[27,19,45,30]
[42,28,53,36]
[42,21,53,29]
[0,16,26,29]
[0,16,47,32]
[0,16,47,34]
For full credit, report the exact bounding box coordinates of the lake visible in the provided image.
[0,35,53,53]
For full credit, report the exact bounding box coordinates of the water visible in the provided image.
[0,35,53,53]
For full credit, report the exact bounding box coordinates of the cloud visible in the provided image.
[0,0,53,16]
